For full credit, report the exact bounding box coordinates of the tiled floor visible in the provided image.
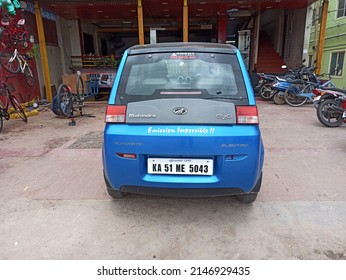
[0,100,345,259]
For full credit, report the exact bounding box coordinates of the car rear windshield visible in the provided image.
[115,51,248,105]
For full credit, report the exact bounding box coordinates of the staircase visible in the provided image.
[256,33,285,74]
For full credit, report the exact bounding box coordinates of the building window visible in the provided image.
[329,51,345,76]
[337,0,346,18]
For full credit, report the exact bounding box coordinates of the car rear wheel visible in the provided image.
[237,172,262,204]
[103,171,127,198]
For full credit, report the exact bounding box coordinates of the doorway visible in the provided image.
[83,32,95,55]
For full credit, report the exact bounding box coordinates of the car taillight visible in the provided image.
[236,106,259,124]
[105,105,127,123]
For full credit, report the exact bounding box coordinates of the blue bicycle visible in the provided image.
[283,72,335,107]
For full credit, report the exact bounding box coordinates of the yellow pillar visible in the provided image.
[316,0,329,75]
[137,0,144,45]
[183,0,188,42]
[34,1,52,102]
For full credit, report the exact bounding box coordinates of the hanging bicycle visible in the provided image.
[0,16,28,49]
[0,46,35,87]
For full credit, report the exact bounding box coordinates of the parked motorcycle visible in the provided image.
[256,60,307,101]
[271,67,330,106]
[258,72,298,101]
[315,88,346,127]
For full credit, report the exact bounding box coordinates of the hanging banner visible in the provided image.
[24,1,56,21]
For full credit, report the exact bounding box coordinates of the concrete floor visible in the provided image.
[0,100,345,260]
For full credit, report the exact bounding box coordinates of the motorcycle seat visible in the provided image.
[276,77,286,82]
[319,87,346,94]
[287,79,304,84]
[332,87,346,94]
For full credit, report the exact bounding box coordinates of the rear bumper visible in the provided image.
[102,124,264,194]
[116,185,243,197]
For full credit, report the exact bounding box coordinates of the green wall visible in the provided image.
[309,0,346,88]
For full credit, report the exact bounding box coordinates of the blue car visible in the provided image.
[102,42,264,203]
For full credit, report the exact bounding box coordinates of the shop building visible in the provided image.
[0,0,319,101]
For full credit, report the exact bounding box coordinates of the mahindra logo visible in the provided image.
[172,107,188,115]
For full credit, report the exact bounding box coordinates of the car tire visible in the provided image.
[237,172,262,204]
[107,187,127,198]
[103,170,127,198]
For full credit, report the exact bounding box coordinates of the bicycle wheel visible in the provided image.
[75,75,85,105]
[24,65,35,87]
[10,95,28,123]
[57,83,73,117]
[284,84,308,107]
[0,51,20,74]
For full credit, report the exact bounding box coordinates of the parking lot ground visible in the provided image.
[0,100,345,259]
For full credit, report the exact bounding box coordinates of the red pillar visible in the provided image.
[217,18,227,43]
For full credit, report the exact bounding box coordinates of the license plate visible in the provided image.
[147,158,213,175]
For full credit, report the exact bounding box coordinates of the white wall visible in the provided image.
[284,8,308,68]
[35,45,63,98]
[35,16,81,97]
[69,21,81,56]
[302,4,314,63]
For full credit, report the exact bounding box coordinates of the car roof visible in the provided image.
[127,42,238,55]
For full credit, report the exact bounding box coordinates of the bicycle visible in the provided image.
[284,72,336,107]
[0,75,28,132]
[0,46,35,87]
[57,71,85,117]
[0,16,28,49]
[56,71,99,118]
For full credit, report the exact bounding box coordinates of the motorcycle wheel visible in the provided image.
[273,91,286,105]
[316,99,344,127]
[260,83,275,100]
